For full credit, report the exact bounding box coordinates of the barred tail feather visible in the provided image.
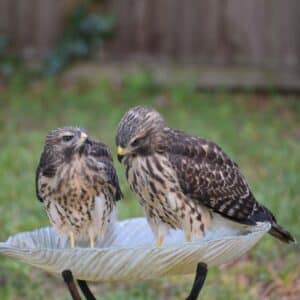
[269,223,295,244]
[253,205,295,244]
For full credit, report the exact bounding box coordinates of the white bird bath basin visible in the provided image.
[0,217,270,282]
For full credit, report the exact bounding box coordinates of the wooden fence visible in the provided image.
[0,0,299,80]
[108,0,299,71]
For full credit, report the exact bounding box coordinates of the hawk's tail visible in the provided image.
[253,205,295,244]
[269,223,295,244]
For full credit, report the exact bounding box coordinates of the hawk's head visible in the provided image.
[43,127,92,162]
[116,106,166,163]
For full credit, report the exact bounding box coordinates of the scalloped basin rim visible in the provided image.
[2,224,269,252]
[0,217,271,282]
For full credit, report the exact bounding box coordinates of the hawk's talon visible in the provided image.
[156,236,164,247]
[185,232,191,242]
[89,233,95,248]
[69,232,75,248]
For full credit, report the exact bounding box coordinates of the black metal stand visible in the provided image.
[62,263,208,300]
[62,270,96,300]
[62,270,82,300]
[77,279,97,300]
[186,262,208,300]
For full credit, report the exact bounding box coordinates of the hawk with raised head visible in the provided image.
[116,106,294,246]
[36,127,122,248]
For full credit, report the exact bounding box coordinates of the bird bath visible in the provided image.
[0,217,270,282]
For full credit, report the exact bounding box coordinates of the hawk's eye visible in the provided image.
[62,135,74,142]
[131,138,141,147]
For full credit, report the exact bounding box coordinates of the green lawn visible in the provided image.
[0,75,299,299]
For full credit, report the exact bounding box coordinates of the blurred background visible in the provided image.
[0,0,299,299]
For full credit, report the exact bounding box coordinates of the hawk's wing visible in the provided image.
[166,130,261,225]
[88,141,123,202]
[35,167,43,202]
[35,149,57,202]
[88,140,114,161]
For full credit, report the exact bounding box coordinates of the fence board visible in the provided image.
[36,0,63,58]
[16,0,37,58]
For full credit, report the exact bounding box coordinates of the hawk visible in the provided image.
[36,127,122,248]
[116,106,294,246]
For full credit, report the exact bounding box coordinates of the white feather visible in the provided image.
[167,193,178,211]
[88,195,114,240]
[208,213,251,237]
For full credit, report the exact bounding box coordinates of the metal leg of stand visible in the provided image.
[62,263,207,300]
[77,279,97,300]
[185,262,208,300]
[62,270,82,300]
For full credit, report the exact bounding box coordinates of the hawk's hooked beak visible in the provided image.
[117,146,125,163]
[80,132,88,141]
[77,132,88,150]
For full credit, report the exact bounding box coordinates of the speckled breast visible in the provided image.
[125,154,182,228]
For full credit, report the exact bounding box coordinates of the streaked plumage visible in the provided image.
[36,127,122,248]
[116,106,294,246]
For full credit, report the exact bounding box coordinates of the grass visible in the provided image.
[0,74,299,299]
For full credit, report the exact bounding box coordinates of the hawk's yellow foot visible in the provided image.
[185,232,191,242]
[89,233,95,248]
[156,236,164,247]
[69,232,75,248]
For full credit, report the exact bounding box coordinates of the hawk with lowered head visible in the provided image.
[116,106,294,246]
[36,127,122,248]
